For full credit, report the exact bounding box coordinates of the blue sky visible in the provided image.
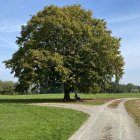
[0,0,140,85]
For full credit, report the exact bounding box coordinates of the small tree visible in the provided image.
[4,5,124,100]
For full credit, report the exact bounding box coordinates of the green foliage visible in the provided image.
[105,82,140,93]
[0,80,15,94]
[40,86,63,93]
[0,104,88,140]
[4,5,124,95]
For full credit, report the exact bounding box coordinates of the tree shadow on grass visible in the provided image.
[0,98,78,104]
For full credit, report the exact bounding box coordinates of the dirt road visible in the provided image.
[32,99,140,140]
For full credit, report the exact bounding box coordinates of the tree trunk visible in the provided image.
[63,85,70,101]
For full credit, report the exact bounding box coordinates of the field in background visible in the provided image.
[0,104,88,140]
[0,93,139,105]
[0,93,140,99]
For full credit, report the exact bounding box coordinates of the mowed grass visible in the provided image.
[125,99,140,127]
[0,104,88,140]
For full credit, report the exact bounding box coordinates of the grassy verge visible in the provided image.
[79,93,140,99]
[77,98,113,105]
[0,104,88,140]
[125,99,140,127]
[108,99,123,108]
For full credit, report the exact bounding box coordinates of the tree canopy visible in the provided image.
[4,5,124,100]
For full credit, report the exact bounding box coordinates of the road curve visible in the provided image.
[31,99,140,140]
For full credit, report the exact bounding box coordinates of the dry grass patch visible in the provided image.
[108,99,123,108]
[125,99,140,127]
[80,98,114,105]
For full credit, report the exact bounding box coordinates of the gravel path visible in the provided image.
[31,99,140,140]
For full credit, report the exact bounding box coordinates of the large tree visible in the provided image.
[4,5,124,100]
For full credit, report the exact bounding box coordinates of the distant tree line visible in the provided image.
[0,80,15,94]
[0,80,139,95]
[104,82,140,93]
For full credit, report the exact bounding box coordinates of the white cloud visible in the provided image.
[108,14,140,24]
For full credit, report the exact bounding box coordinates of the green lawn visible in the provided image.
[0,104,88,140]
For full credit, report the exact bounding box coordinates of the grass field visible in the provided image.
[0,93,140,99]
[0,103,88,140]
[79,93,140,99]
[125,99,140,127]
[0,93,139,139]
[0,93,139,105]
